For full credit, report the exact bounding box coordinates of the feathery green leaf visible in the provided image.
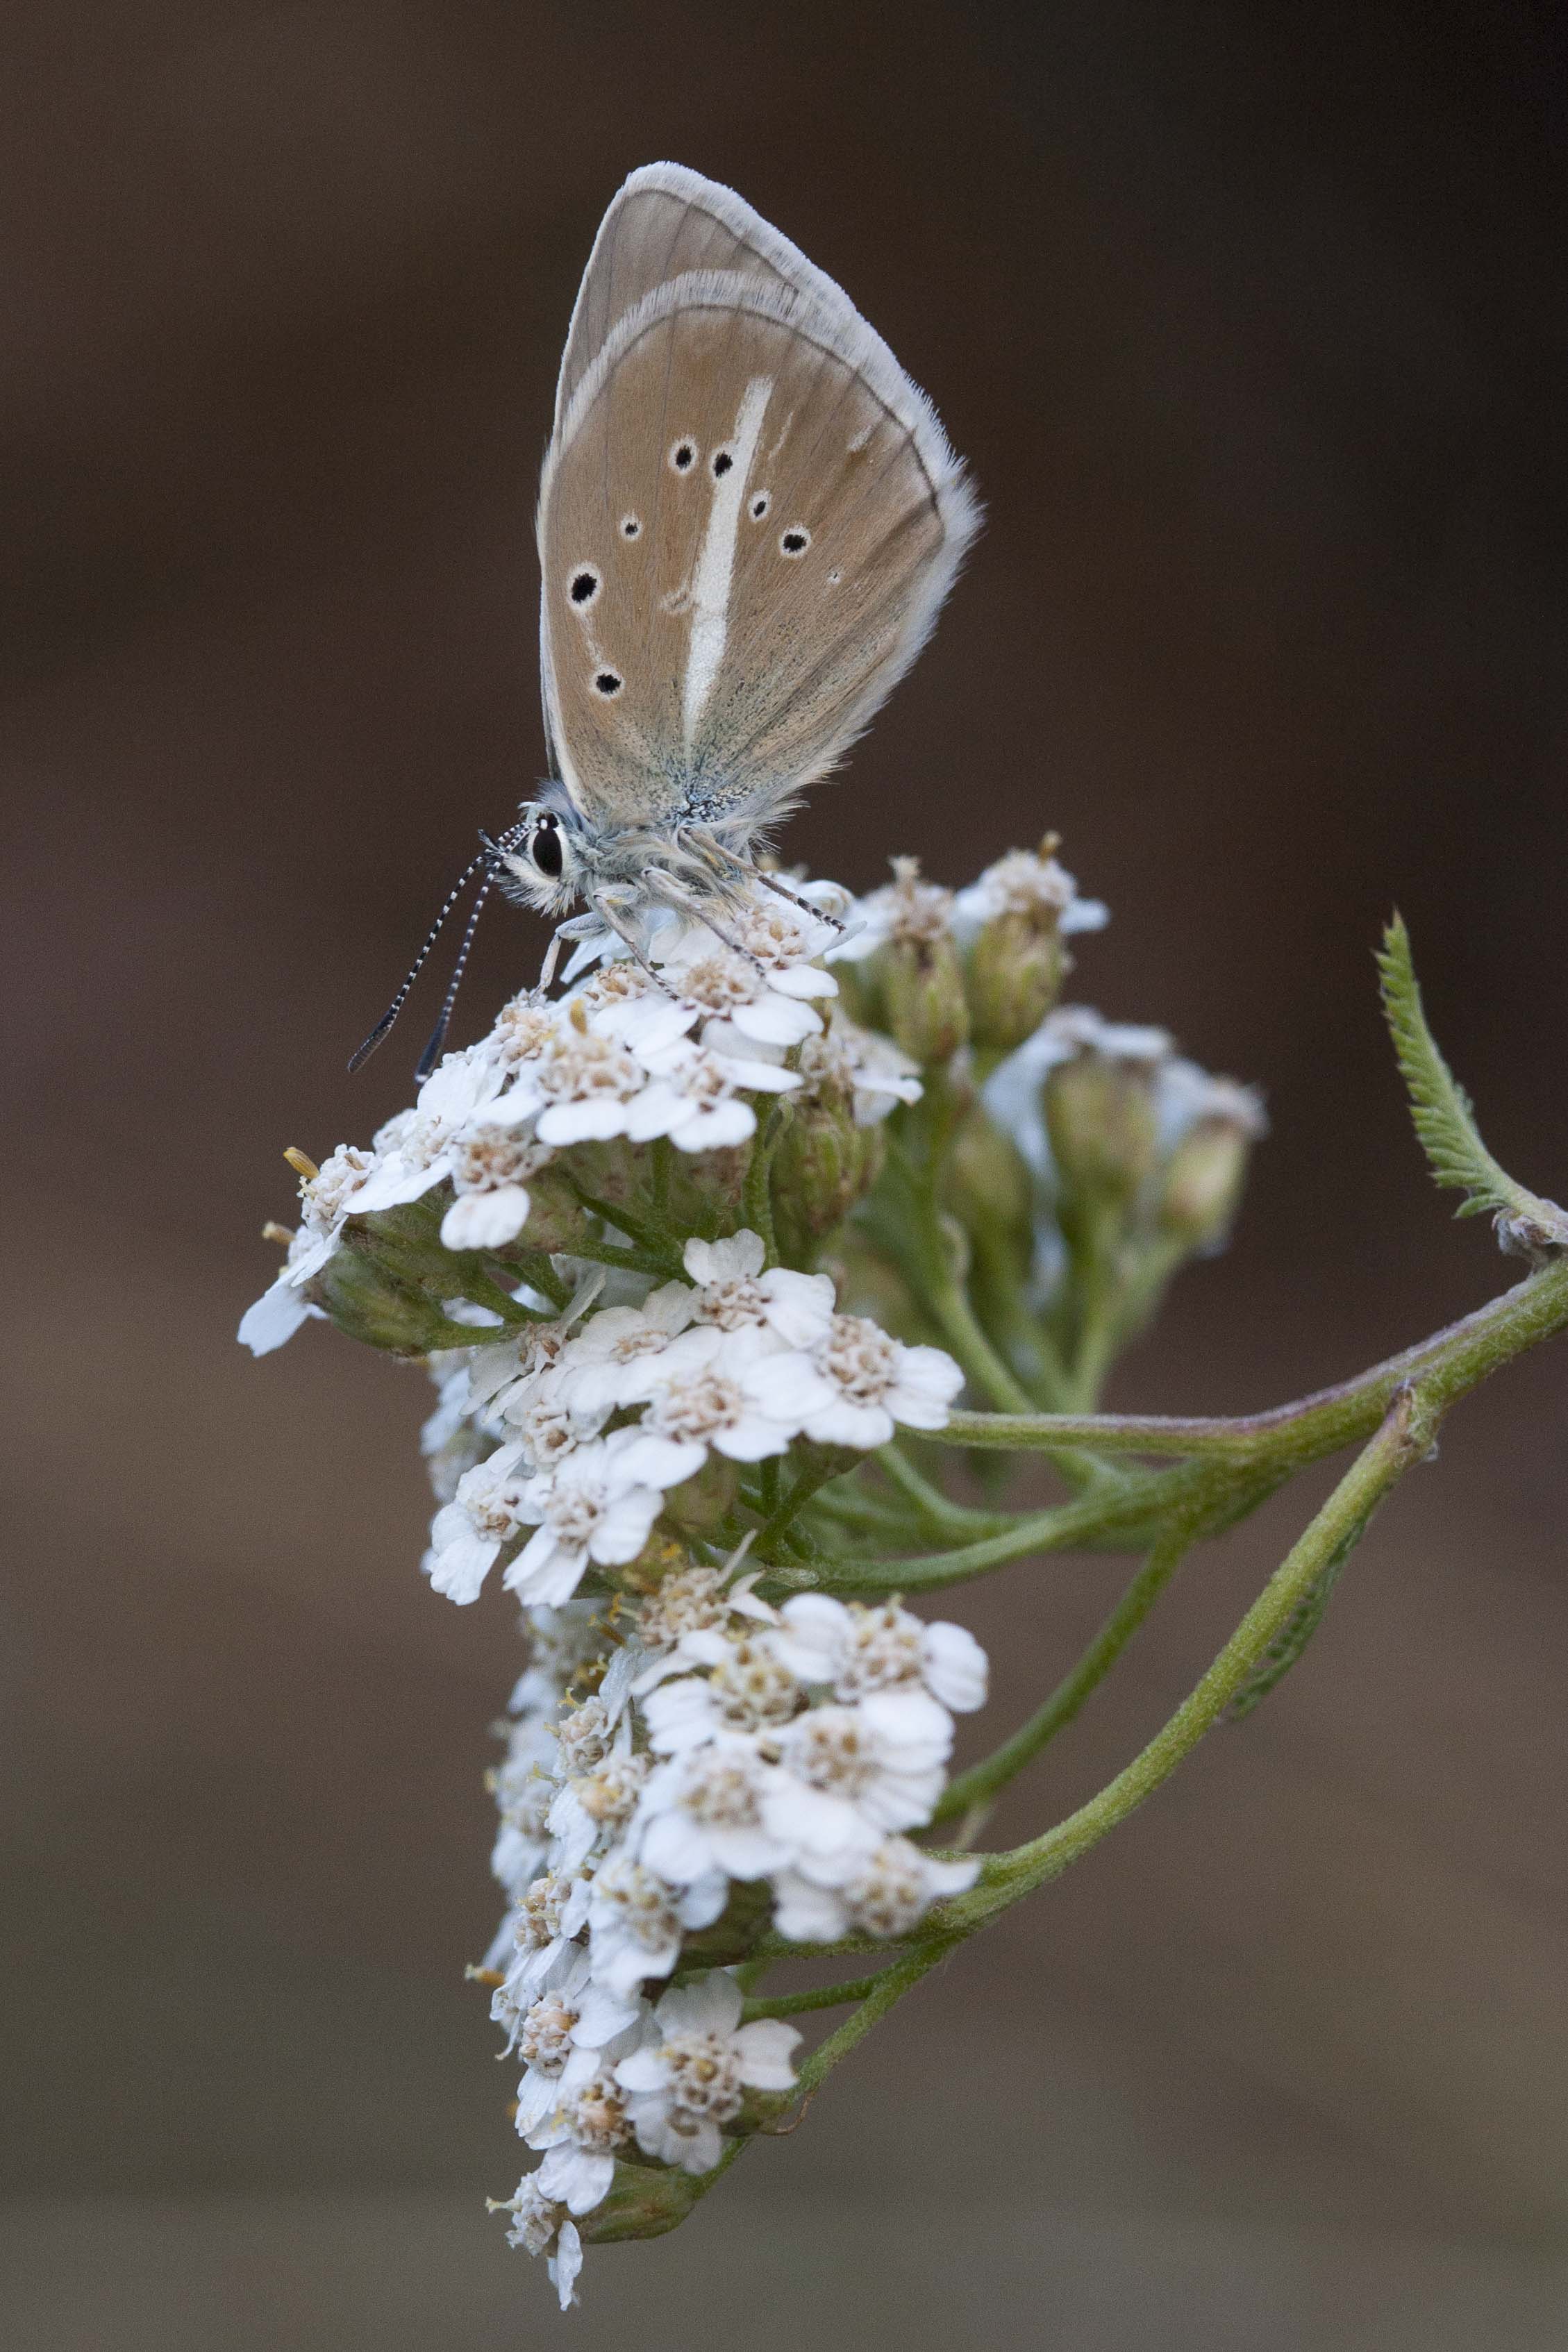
[1378,914,1567,1251]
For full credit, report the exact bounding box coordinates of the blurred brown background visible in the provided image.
[4,2,1567,2345]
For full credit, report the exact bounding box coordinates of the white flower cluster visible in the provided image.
[421,1229,965,1610]
[239,877,918,1358]
[827,840,1108,966]
[481,1549,987,2305]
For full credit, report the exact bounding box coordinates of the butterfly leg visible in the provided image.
[681,828,849,934]
[540,912,605,992]
[641,872,771,976]
[583,892,682,994]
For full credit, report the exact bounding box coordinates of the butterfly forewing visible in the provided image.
[554,162,873,435]
[538,172,979,842]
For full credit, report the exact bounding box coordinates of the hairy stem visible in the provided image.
[933,1528,1193,1823]
[792,1942,958,2096]
[940,1255,1568,1473]
[938,1388,1431,1934]
[741,1971,894,2021]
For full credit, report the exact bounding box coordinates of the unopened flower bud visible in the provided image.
[576,2158,706,2244]
[954,841,1069,1053]
[833,857,969,1065]
[1158,1083,1267,1251]
[881,928,969,1065]
[312,1227,458,1353]
[769,1059,885,1260]
[1044,1024,1167,1210]
[656,1453,740,1537]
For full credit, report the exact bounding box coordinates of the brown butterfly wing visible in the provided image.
[553,162,854,435]
[538,176,979,837]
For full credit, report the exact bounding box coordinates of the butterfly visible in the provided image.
[353,162,979,1076]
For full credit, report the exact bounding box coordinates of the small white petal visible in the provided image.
[426,1526,501,1605]
[440,1186,531,1251]
[767,1870,847,1943]
[733,2017,801,2087]
[803,1399,896,1451]
[549,2219,583,2309]
[922,1620,990,1712]
[613,2045,670,2093]
[671,1102,758,1151]
[536,1097,635,1146]
[237,1277,323,1356]
[767,963,838,999]
[653,1973,743,2038]
[729,994,821,1046]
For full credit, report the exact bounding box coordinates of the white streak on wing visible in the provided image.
[683,374,772,746]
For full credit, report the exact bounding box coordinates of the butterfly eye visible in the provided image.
[592,669,624,699]
[779,526,811,558]
[568,566,601,608]
[710,446,735,480]
[530,817,564,879]
[620,515,641,539]
[749,491,771,520]
[669,439,698,474]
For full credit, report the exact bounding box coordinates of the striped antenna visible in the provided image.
[347,822,523,1076]
[414,870,499,1081]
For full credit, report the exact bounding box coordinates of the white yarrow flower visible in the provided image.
[585,1851,729,2000]
[681,1230,836,1351]
[951,842,1110,940]
[503,1428,703,1605]
[772,1835,980,1943]
[769,1594,989,1713]
[615,1972,799,2174]
[796,1315,965,1449]
[492,2176,583,2308]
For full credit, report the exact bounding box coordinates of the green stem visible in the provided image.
[874,1442,1022,1539]
[749,1926,916,1964]
[792,1942,956,2096]
[562,1183,686,1278]
[756,1451,861,1554]
[742,1101,786,1266]
[940,1255,1568,1471]
[933,1528,1193,1823]
[647,1135,674,1234]
[938,1389,1431,1935]
[801,1454,1257,1594]
[741,1971,892,2021]
[926,1253,1038,1414]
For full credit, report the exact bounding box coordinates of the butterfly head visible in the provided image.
[494,794,587,919]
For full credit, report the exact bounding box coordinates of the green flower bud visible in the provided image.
[656,1453,740,1535]
[310,1225,461,1353]
[1044,1028,1165,1211]
[842,857,969,1065]
[881,927,970,1065]
[960,838,1087,1053]
[965,917,1068,1056]
[769,1049,887,1260]
[577,2159,706,2244]
[1158,1083,1267,1251]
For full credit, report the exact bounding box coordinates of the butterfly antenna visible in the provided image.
[413,867,502,1082]
[348,833,512,1076]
